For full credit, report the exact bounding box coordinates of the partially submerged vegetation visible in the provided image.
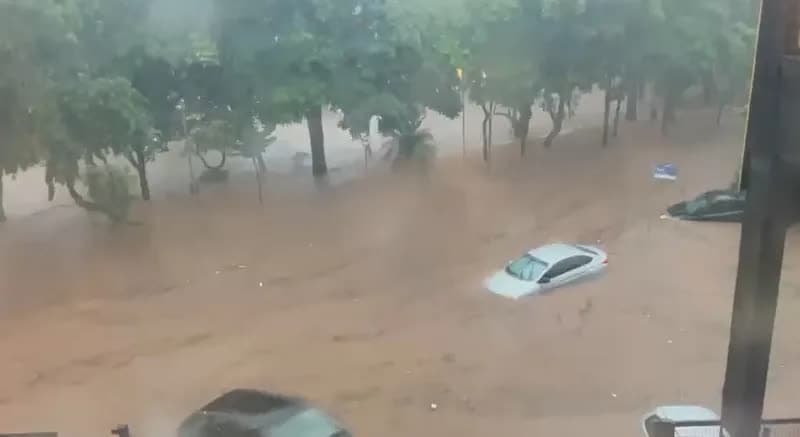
[0,0,758,223]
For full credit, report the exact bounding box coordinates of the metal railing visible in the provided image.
[0,425,130,437]
[648,417,800,437]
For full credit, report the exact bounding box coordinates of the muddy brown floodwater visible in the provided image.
[2,110,800,437]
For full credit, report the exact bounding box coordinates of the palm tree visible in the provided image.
[389,116,436,171]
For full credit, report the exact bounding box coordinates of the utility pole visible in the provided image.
[720,2,800,437]
[458,68,466,159]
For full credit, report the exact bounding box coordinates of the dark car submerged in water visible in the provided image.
[178,389,352,437]
[663,190,746,222]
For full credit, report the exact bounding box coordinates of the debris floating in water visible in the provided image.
[653,163,678,181]
[430,403,438,411]
[258,282,264,288]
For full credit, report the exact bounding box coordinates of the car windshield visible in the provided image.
[686,194,712,214]
[505,255,549,281]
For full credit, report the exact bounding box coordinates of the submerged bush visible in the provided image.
[84,164,134,224]
[391,129,436,173]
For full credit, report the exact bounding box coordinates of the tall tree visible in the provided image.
[0,0,82,220]
[53,77,155,201]
[328,0,463,161]
[641,0,756,134]
[38,0,185,202]
[212,0,438,179]
[537,0,595,147]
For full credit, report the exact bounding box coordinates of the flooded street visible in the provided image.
[2,110,799,437]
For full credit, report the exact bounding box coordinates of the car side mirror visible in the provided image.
[539,277,551,284]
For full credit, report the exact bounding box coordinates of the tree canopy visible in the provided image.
[0,0,759,221]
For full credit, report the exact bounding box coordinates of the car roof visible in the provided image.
[181,390,346,437]
[201,389,302,414]
[698,190,744,201]
[644,406,724,437]
[527,243,588,264]
[650,405,720,422]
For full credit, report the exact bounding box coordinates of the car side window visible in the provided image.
[566,255,593,273]
[709,197,740,214]
[643,415,661,437]
[542,261,568,279]
[543,256,592,279]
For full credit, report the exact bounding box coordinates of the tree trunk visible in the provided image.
[717,102,725,125]
[306,106,327,177]
[46,159,56,201]
[661,90,677,136]
[481,103,492,162]
[544,95,567,148]
[518,104,532,157]
[257,154,267,173]
[639,80,646,104]
[66,178,101,212]
[361,135,372,172]
[252,157,264,205]
[197,150,227,170]
[702,74,716,105]
[613,98,622,137]
[85,151,97,167]
[131,149,151,201]
[0,172,6,223]
[510,109,519,136]
[646,82,659,121]
[602,85,612,147]
[488,102,495,161]
[626,80,639,121]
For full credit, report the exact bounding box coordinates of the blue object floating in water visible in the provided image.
[654,164,678,181]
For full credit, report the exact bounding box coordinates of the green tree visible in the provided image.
[460,0,542,158]
[536,0,596,147]
[51,76,155,207]
[580,0,629,145]
[212,0,366,178]
[319,0,462,164]
[84,164,135,224]
[641,0,756,134]
[0,0,82,220]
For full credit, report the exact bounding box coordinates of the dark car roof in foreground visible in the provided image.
[178,389,350,437]
[200,389,304,415]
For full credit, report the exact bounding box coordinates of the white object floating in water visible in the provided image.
[654,164,678,181]
[258,282,264,288]
[430,403,438,411]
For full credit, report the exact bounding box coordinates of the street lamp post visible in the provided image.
[178,100,198,195]
[457,68,466,159]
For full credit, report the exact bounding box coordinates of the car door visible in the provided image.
[716,197,745,221]
[540,256,593,288]
[703,196,744,221]
[556,255,594,285]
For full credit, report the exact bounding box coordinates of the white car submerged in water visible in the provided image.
[642,405,728,437]
[485,243,608,299]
